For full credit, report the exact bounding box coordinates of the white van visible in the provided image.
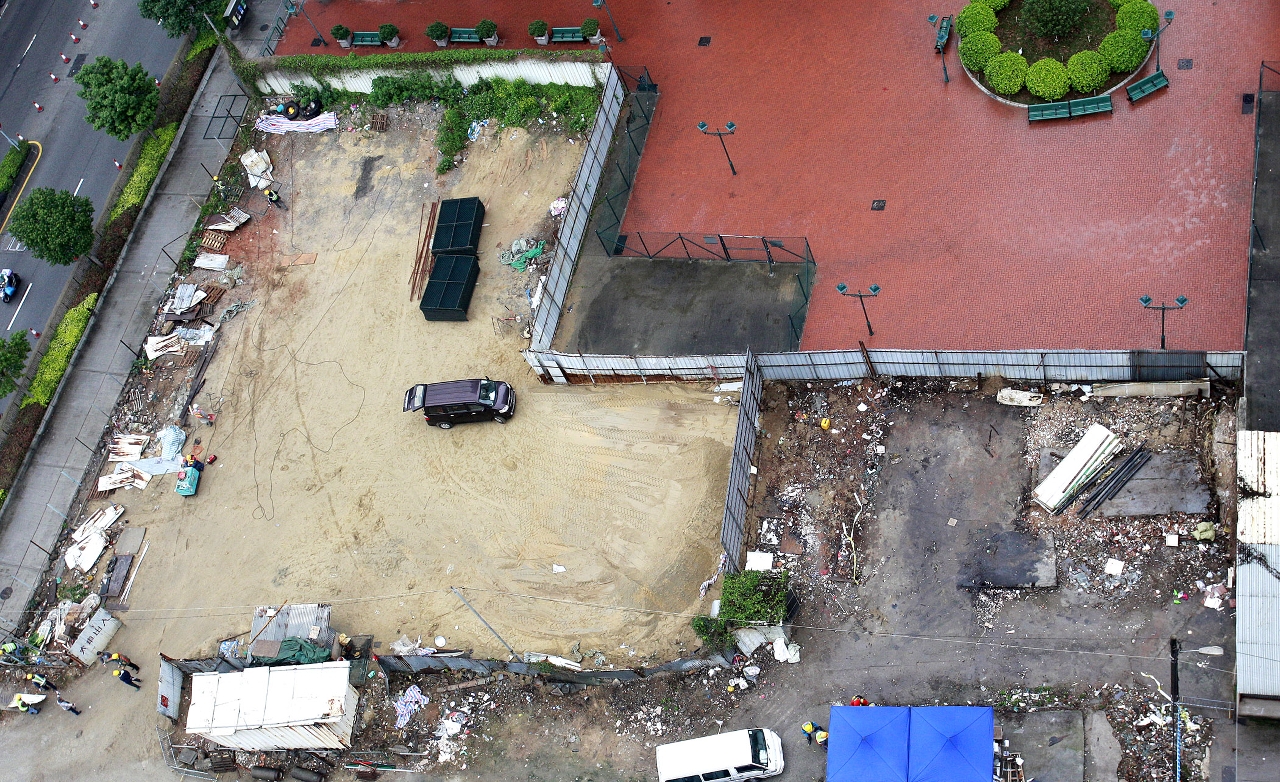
[656,728,785,782]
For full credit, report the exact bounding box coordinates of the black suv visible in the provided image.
[403,379,516,429]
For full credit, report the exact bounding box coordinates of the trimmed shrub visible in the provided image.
[427,21,449,41]
[580,18,600,38]
[1067,49,1110,92]
[956,2,998,37]
[1023,0,1089,38]
[330,25,350,41]
[1098,29,1149,72]
[958,31,1002,72]
[1026,57,1070,100]
[1107,0,1141,8]
[1116,1,1159,35]
[984,51,1029,95]
[23,294,97,408]
[379,24,399,42]
[0,141,30,196]
[475,19,497,39]
[110,123,178,221]
[528,20,548,37]
[973,0,1011,10]
[187,27,219,62]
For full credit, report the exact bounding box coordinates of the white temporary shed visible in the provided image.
[186,661,358,750]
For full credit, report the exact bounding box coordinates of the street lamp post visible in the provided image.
[0,124,19,150]
[697,122,737,176]
[928,14,952,84]
[1139,295,1188,350]
[592,0,624,42]
[1140,10,1175,71]
[836,283,881,337]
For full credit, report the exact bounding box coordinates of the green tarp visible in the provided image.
[251,637,331,667]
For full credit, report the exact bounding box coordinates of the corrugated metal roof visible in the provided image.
[247,604,334,662]
[186,661,356,750]
[1238,543,1280,697]
[1238,432,1280,544]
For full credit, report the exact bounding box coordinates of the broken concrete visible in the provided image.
[1001,710,1085,782]
[1086,710,1121,782]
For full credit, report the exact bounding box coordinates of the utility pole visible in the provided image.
[1171,638,1182,782]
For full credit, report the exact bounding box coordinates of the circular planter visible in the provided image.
[960,42,1155,108]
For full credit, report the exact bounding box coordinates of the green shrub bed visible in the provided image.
[110,123,178,221]
[23,294,97,408]
[0,141,30,196]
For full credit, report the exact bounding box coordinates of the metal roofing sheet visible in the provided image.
[1238,543,1280,698]
[247,604,333,662]
[1237,432,1280,544]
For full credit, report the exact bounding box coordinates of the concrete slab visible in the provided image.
[1085,710,1120,782]
[114,526,146,556]
[1000,710,1085,782]
[959,523,1057,589]
[1036,449,1211,517]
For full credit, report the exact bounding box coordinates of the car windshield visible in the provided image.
[749,730,768,766]
[479,380,497,404]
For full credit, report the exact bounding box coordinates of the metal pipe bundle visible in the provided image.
[1077,445,1151,517]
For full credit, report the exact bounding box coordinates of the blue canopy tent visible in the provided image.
[827,706,910,782]
[827,705,994,782]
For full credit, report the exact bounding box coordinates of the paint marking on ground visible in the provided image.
[73,178,84,196]
[7,283,32,331]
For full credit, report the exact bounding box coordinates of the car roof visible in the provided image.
[422,379,482,406]
[656,730,755,776]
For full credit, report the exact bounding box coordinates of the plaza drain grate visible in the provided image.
[698,36,711,46]
[1244,93,1256,115]
[871,200,886,211]
[1178,58,1193,70]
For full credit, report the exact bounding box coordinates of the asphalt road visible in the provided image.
[0,0,182,413]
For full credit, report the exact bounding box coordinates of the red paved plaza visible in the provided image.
[277,0,1279,352]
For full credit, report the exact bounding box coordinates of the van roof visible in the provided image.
[656,729,754,777]
[403,380,481,412]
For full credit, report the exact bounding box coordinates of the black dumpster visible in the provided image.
[419,255,480,321]
[431,197,485,255]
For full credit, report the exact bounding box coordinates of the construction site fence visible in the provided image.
[529,64,628,350]
[720,349,762,573]
[522,348,1245,384]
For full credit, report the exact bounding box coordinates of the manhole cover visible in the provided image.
[0,587,11,600]
[260,24,270,32]
[871,200,886,211]
[698,36,711,46]
[1178,58,1193,70]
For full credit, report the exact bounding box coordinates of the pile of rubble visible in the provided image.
[1105,682,1213,782]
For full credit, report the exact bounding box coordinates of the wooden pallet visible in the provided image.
[370,113,389,132]
[200,285,227,306]
[201,230,227,251]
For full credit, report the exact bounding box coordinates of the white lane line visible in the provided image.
[7,283,32,331]
[73,178,84,196]
[19,34,36,63]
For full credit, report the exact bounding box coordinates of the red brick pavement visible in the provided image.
[277,1,1278,352]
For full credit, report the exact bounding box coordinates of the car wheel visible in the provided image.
[493,415,507,424]
[438,422,453,429]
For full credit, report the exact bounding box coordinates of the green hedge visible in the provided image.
[23,294,97,408]
[956,2,998,37]
[972,0,1011,10]
[0,141,30,196]
[1067,50,1111,92]
[188,27,219,62]
[984,51,1029,95]
[1107,0,1141,7]
[958,31,1002,72]
[1098,29,1149,72]
[1115,1,1159,35]
[1026,57,1070,100]
[110,123,179,221]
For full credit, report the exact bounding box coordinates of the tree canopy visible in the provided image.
[138,0,223,39]
[74,57,159,141]
[8,189,95,266]
[0,333,31,399]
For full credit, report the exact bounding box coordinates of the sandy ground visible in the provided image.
[0,116,736,781]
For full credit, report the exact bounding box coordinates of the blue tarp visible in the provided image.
[827,706,910,782]
[827,706,994,782]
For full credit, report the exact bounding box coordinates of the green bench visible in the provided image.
[1027,94,1113,122]
[1069,95,1112,116]
[1028,101,1071,121]
[551,27,585,42]
[352,31,382,46]
[934,16,951,52]
[1126,70,1169,103]
[450,27,480,43]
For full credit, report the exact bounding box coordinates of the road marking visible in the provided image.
[7,283,31,331]
[19,34,36,65]
[0,140,41,236]
[73,178,84,196]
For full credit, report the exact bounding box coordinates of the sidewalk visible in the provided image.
[0,47,246,636]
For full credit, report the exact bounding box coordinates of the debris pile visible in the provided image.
[1105,683,1213,782]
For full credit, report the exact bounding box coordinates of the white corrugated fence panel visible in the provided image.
[258,60,608,96]
[1238,431,1280,544]
[1238,543,1280,697]
[157,657,183,720]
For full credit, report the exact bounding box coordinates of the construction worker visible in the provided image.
[802,721,825,745]
[109,652,139,672]
[55,694,81,715]
[113,669,141,690]
[25,672,52,691]
[850,695,870,706]
[815,728,829,749]
[14,695,38,716]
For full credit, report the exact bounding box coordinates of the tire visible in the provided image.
[437,422,452,429]
[493,415,507,424]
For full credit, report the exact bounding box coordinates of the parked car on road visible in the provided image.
[403,379,516,429]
